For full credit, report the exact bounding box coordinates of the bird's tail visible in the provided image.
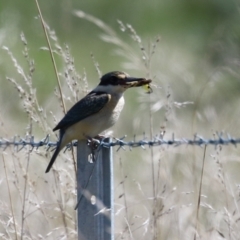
[45,144,61,173]
[45,130,64,173]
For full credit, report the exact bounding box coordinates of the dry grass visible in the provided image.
[1,7,240,240]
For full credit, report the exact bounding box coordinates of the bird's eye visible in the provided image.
[110,76,119,85]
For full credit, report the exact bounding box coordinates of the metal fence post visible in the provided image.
[77,139,114,240]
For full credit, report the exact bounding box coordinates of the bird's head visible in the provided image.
[98,71,151,93]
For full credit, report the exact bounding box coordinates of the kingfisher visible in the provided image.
[45,71,151,173]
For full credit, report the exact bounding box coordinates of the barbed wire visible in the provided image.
[0,133,239,152]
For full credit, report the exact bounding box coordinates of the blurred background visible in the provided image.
[0,0,240,239]
[1,0,240,134]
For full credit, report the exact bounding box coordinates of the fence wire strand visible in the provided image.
[0,133,239,152]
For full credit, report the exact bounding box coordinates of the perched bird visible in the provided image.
[46,71,151,173]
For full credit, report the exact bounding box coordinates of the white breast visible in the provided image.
[64,94,125,141]
[86,94,125,135]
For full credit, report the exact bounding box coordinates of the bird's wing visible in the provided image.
[53,92,110,131]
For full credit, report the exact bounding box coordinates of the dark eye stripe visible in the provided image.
[99,71,128,85]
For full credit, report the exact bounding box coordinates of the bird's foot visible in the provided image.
[86,135,101,150]
[86,135,106,162]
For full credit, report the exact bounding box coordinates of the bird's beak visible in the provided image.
[123,77,152,88]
